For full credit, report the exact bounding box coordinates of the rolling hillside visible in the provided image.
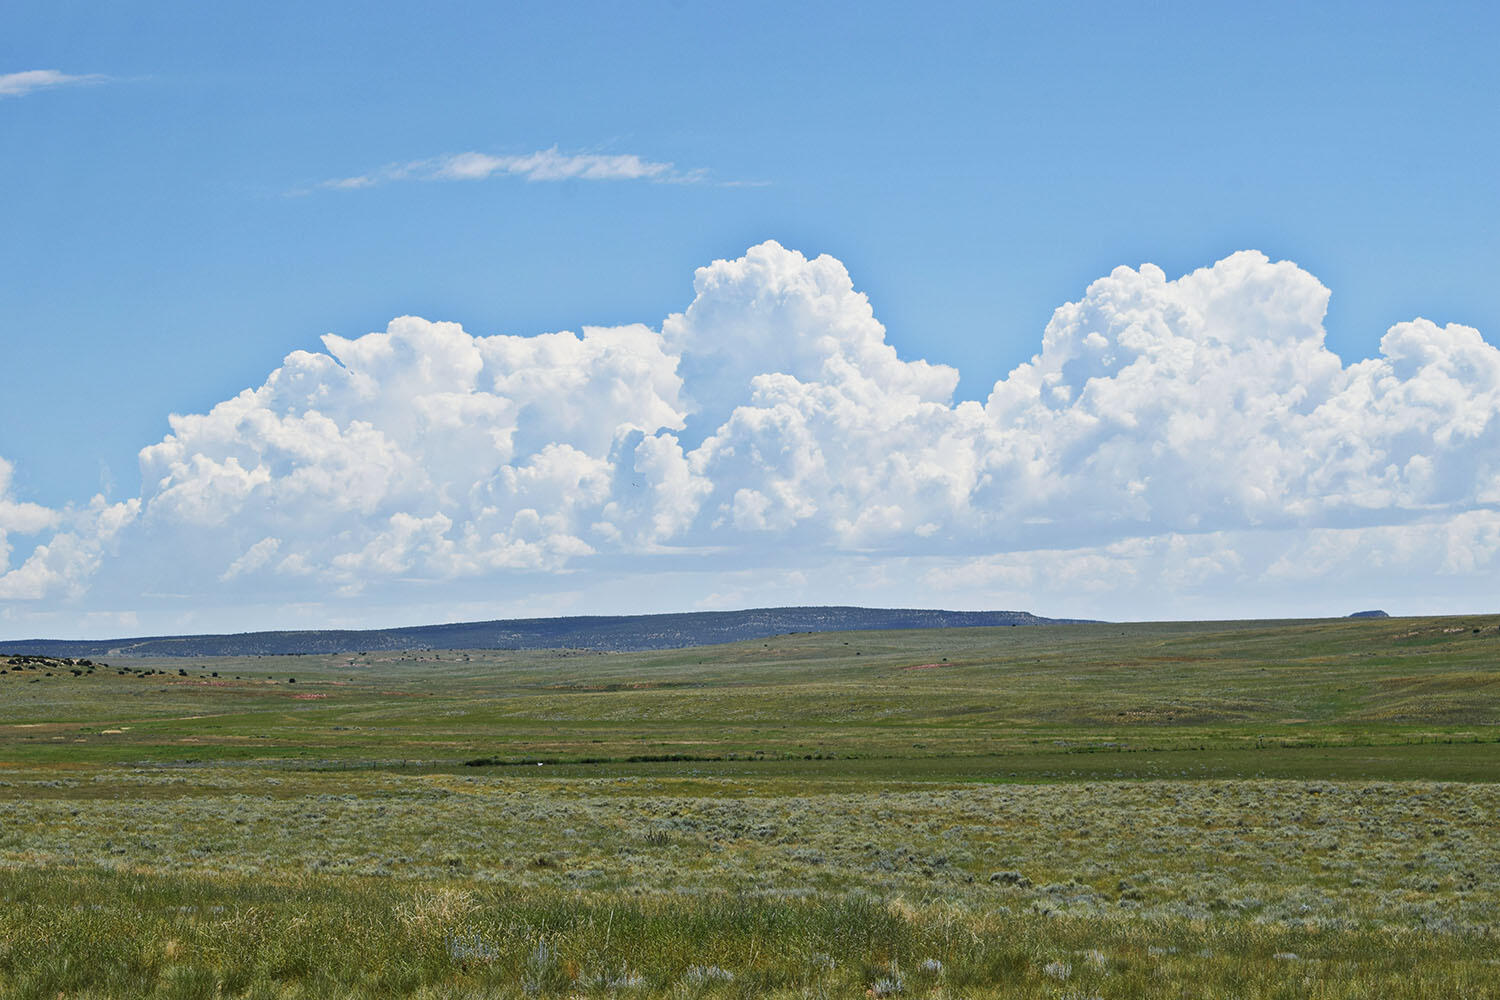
[2,605,1087,657]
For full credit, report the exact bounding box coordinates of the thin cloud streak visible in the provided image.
[317,147,712,192]
[0,69,109,98]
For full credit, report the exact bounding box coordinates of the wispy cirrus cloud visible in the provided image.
[316,147,709,192]
[0,69,109,99]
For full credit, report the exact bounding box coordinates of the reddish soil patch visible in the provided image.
[902,663,946,671]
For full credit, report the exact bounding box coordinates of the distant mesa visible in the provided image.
[1348,610,1390,619]
[0,606,1094,658]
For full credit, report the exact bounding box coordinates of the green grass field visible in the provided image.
[2,615,1498,997]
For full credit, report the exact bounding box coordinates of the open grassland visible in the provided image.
[2,615,1498,997]
[5,614,1500,773]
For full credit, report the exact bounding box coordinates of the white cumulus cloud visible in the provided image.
[0,459,137,601]
[7,242,1500,631]
[135,317,687,592]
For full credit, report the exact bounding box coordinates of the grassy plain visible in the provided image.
[2,615,1498,997]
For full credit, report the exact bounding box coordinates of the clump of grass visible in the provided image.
[446,932,499,966]
[395,886,479,934]
[683,963,734,986]
[868,959,905,996]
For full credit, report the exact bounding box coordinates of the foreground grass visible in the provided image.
[4,771,1499,933]
[3,769,1499,997]
[4,866,1497,999]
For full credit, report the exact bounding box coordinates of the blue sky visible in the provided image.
[2,2,1498,636]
